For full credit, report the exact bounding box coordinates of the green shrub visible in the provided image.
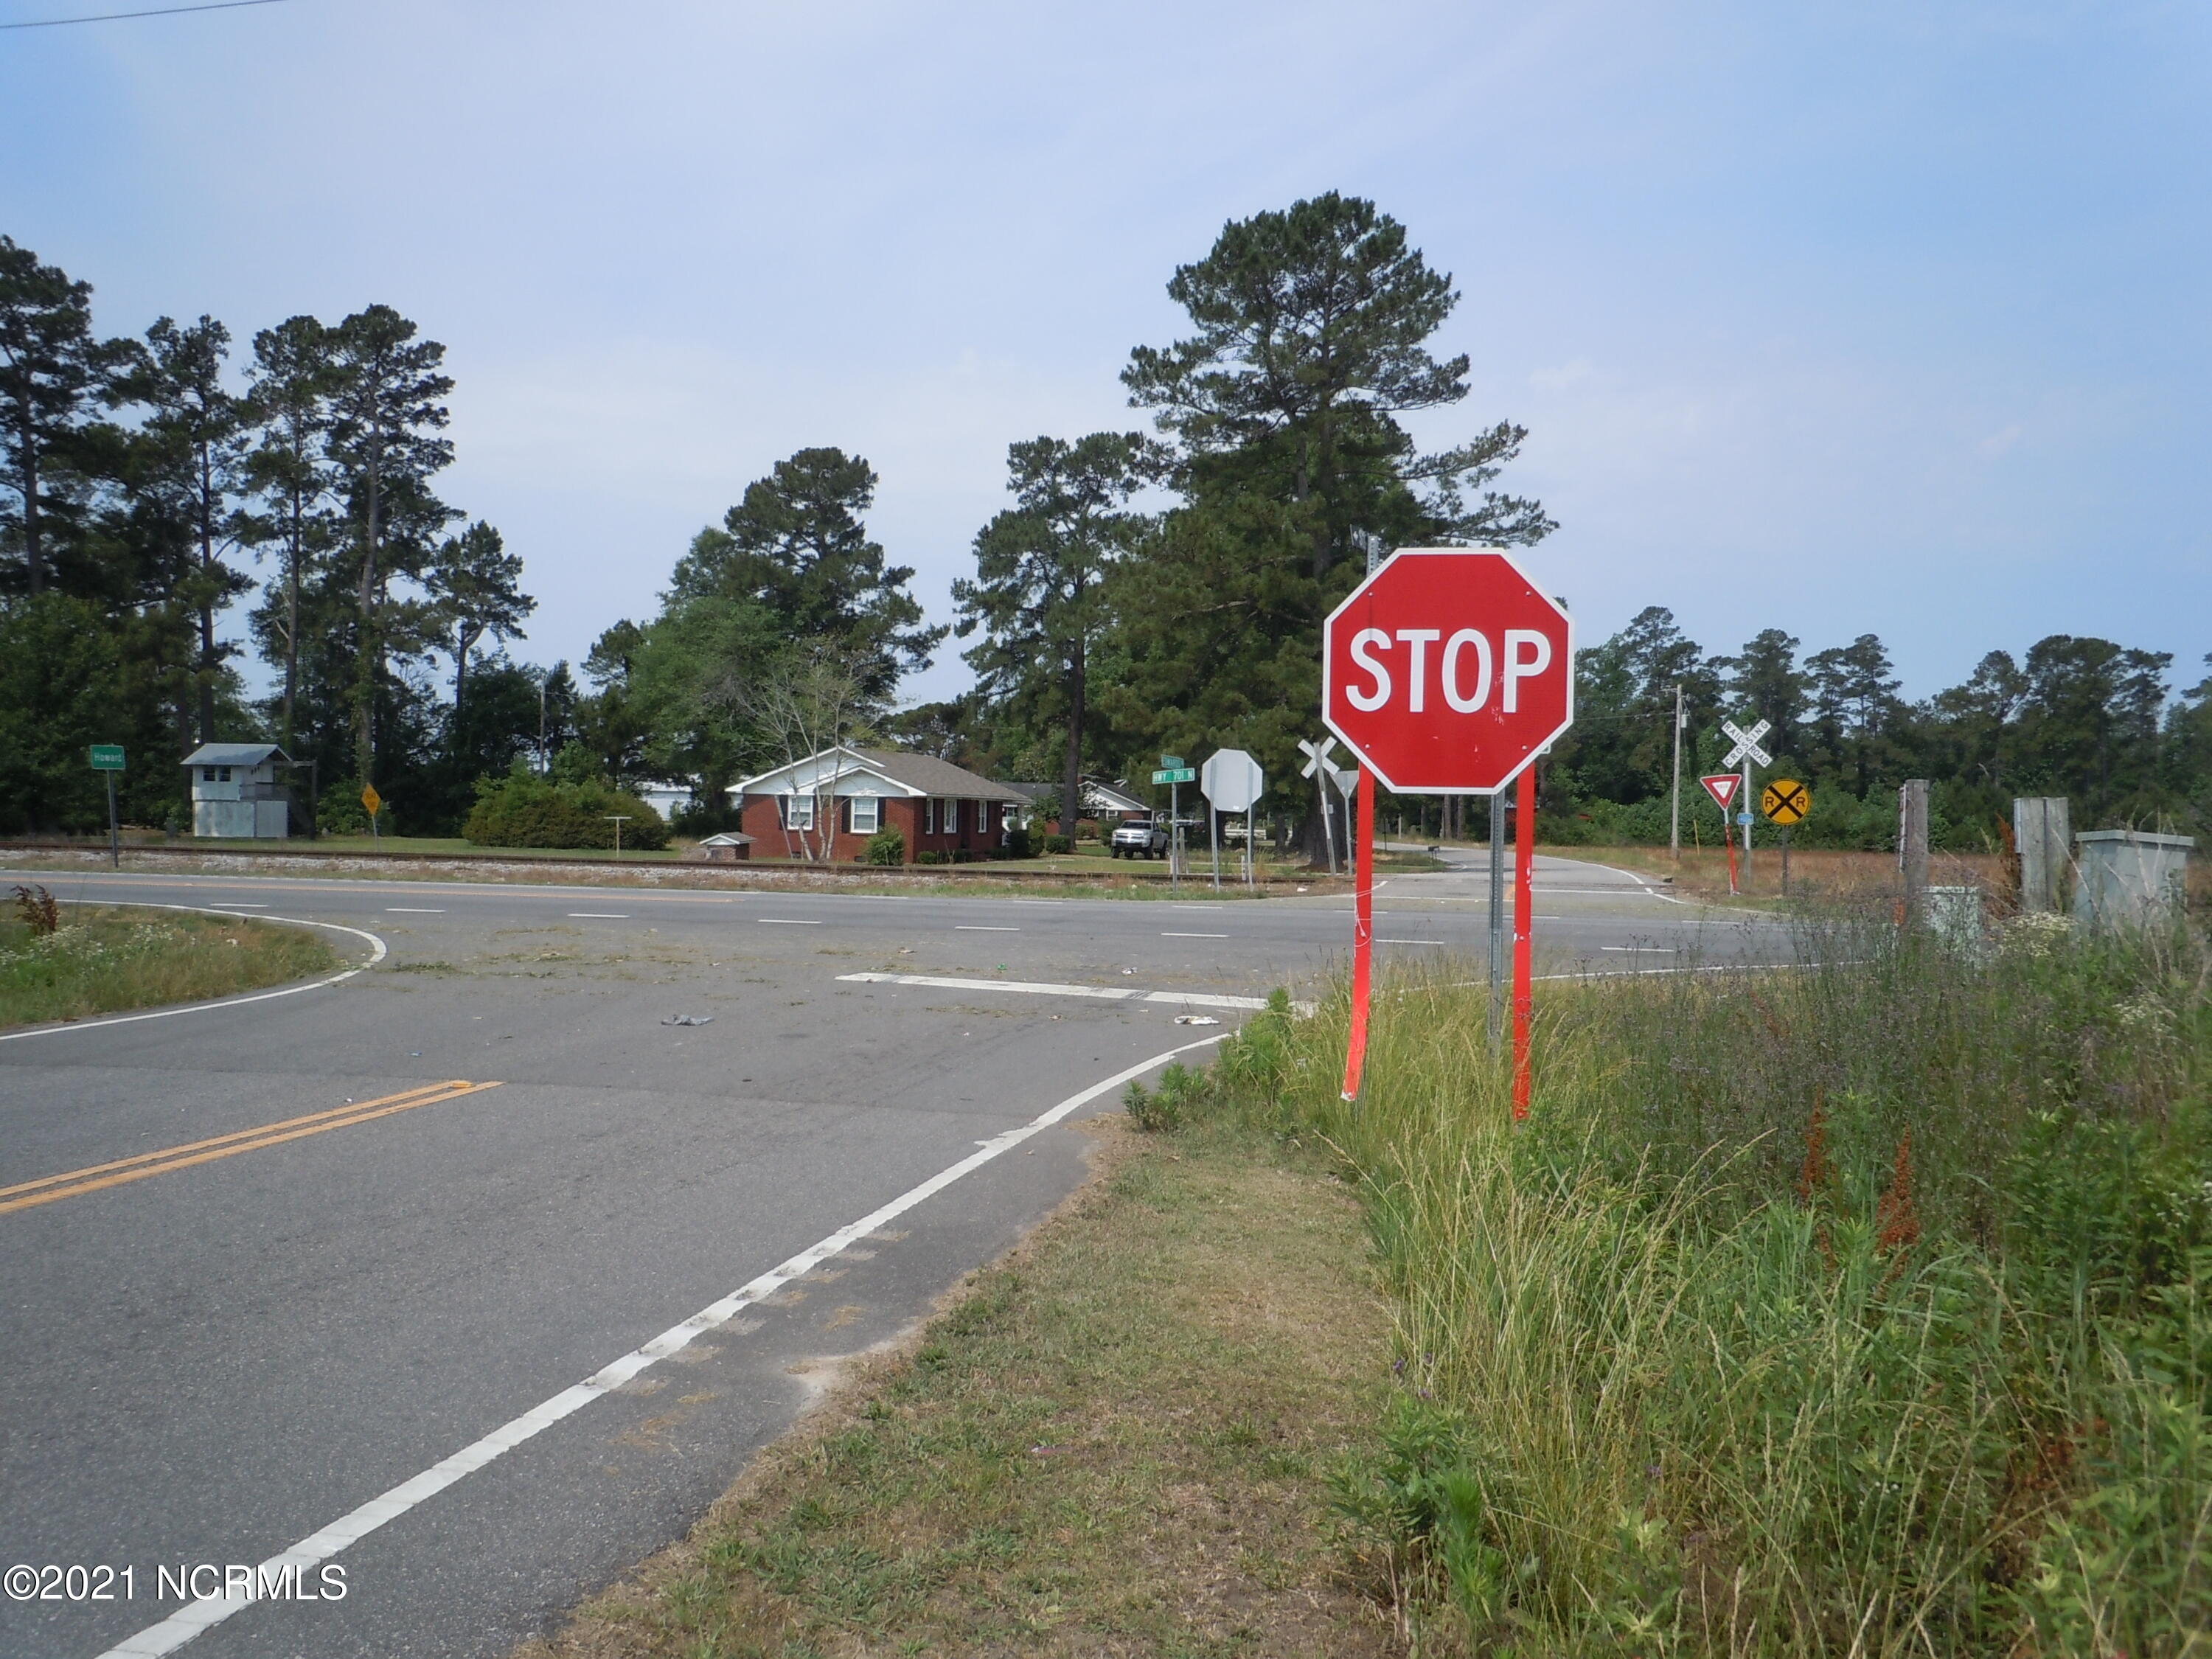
[1041,833,1074,855]
[915,849,947,866]
[864,827,905,865]
[1004,827,1033,859]
[462,762,672,849]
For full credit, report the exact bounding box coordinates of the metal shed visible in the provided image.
[182,743,293,839]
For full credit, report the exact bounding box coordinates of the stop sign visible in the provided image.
[1321,547,1573,793]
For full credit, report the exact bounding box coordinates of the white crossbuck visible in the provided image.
[1722,717,1772,770]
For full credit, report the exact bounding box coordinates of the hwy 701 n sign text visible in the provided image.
[1321,547,1574,794]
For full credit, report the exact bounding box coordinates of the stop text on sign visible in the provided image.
[1341,626,1554,714]
[1322,547,1573,795]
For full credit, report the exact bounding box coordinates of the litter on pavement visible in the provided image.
[661,1014,714,1026]
[1172,1015,1221,1026]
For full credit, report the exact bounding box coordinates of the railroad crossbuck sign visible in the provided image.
[1321,548,1574,793]
[1722,718,1771,770]
[1762,779,1812,825]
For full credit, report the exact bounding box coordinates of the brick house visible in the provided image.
[729,747,1029,864]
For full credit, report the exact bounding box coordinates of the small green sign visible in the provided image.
[1158,754,1184,768]
[88,745,125,771]
[1152,766,1196,785]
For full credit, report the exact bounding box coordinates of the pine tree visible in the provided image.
[0,236,116,595]
[953,432,1164,837]
[324,305,454,789]
[114,316,254,744]
[242,315,338,753]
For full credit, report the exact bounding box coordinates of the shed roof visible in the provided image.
[696,830,755,846]
[182,743,289,768]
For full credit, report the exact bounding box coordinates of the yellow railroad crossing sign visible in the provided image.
[1761,778,1810,825]
[360,782,382,818]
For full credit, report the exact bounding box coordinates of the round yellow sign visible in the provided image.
[1761,779,1810,825]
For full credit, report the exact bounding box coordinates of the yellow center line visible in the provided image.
[0,1081,504,1217]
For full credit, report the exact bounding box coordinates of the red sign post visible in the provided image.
[1700,773,1742,895]
[1322,549,1575,1115]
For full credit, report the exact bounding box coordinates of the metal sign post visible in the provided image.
[1700,773,1745,894]
[1720,717,1771,886]
[1320,546,1576,1111]
[1761,779,1810,896]
[1200,749,1265,897]
[605,815,631,859]
[1488,797,1505,1051]
[90,745,124,867]
[1296,738,1340,874]
[1152,757,1196,891]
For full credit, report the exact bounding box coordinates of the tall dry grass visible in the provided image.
[1182,908,2212,1655]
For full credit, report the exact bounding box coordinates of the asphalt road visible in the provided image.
[1,854,1782,1657]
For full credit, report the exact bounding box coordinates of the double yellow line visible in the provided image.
[0,1080,503,1217]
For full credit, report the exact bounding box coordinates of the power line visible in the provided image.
[2,0,293,29]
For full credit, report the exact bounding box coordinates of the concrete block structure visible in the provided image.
[2014,797,2072,913]
[2073,830,2194,928]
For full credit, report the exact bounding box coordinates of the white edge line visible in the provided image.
[0,905,386,1045]
[94,1032,1230,1659]
[1567,858,1691,905]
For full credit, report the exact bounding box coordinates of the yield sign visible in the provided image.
[1699,773,1742,812]
[1721,717,1771,770]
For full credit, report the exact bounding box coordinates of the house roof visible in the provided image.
[731,745,1026,802]
[996,778,1149,815]
[182,743,289,768]
[696,830,754,846]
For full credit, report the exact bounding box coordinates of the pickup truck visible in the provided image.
[1108,815,1170,858]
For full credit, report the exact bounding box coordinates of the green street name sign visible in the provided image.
[1152,766,1196,785]
[1158,754,1184,768]
[88,745,125,771]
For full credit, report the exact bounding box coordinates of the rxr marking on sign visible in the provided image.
[1761,779,1811,825]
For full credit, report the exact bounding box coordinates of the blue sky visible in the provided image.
[6,0,2207,706]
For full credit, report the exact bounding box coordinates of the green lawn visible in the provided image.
[0,892,340,1029]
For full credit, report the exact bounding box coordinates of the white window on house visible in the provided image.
[219,767,232,782]
[849,796,880,835]
[924,799,938,835]
[780,793,815,830]
[203,768,217,782]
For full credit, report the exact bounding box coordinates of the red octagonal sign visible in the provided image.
[1322,547,1573,794]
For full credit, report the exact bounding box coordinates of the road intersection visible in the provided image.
[2,855,1782,1656]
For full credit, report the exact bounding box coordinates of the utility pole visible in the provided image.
[1669,682,1683,861]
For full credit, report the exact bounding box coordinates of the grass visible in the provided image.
[522,1117,1399,1659]
[0,888,339,1029]
[1175,910,2212,1655]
